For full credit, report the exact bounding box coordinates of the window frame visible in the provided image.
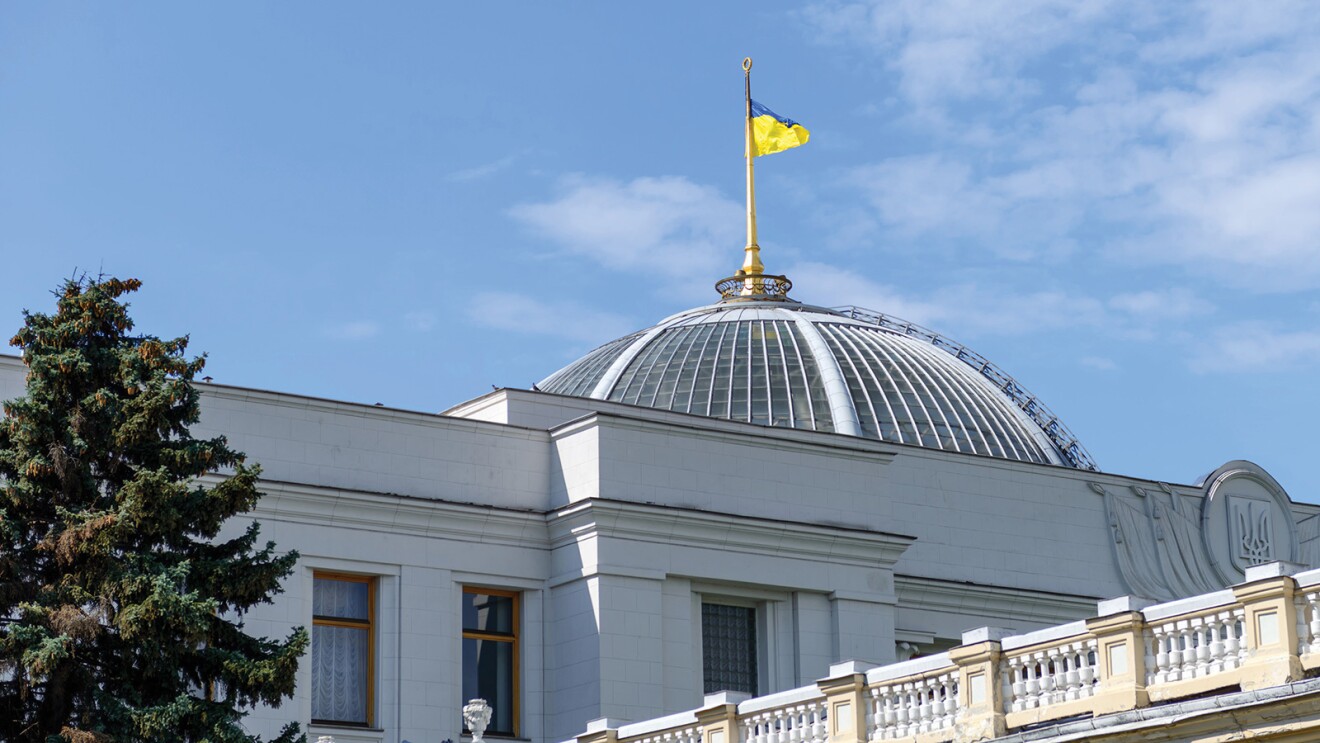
[462,586,521,738]
[699,598,762,697]
[311,571,377,728]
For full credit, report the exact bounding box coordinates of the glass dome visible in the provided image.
[538,301,1096,470]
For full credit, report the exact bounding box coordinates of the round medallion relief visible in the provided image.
[1200,460,1297,585]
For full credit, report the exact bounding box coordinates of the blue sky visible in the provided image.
[3,2,1319,499]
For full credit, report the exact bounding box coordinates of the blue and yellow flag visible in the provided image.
[750,100,810,157]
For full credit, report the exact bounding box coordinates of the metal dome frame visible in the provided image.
[831,305,1098,471]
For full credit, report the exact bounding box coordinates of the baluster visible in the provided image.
[1168,626,1185,680]
[919,684,934,732]
[880,689,896,738]
[1007,657,1024,711]
[1080,645,1097,694]
[1198,620,1214,675]
[903,685,918,736]
[907,685,921,736]
[866,689,880,741]
[936,678,951,727]
[1152,628,1169,684]
[1209,618,1226,674]
[894,687,910,737]
[1228,616,1244,667]
[1059,648,1075,701]
[1308,595,1320,653]
[935,680,946,727]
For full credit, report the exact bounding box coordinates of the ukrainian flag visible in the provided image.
[750,100,810,157]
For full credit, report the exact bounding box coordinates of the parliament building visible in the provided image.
[4,256,1317,743]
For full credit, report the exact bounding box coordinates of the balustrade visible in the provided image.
[577,563,1316,743]
[866,670,958,740]
[1145,607,1244,686]
[1003,638,1098,712]
[1297,583,1320,656]
[739,696,828,743]
[626,727,702,743]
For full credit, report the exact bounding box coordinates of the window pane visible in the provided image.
[311,624,369,724]
[463,592,515,635]
[314,578,369,621]
[463,638,515,735]
[702,603,757,695]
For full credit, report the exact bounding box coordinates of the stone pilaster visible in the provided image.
[1085,597,1153,715]
[576,718,621,743]
[949,628,1008,743]
[695,692,749,743]
[1233,563,1305,690]
[816,661,871,743]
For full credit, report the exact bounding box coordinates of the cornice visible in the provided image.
[230,477,550,551]
[196,380,548,442]
[895,574,1098,626]
[549,498,914,568]
[549,410,899,465]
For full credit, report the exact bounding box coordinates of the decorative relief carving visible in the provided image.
[1093,461,1299,602]
[1200,461,1297,587]
[1229,496,1274,569]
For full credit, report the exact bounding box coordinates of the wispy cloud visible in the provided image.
[446,154,519,183]
[1080,356,1119,372]
[509,175,741,281]
[789,262,1212,342]
[1190,324,1320,373]
[805,1,1320,288]
[467,291,634,345]
[323,320,380,340]
[1108,288,1212,321]
[404,311,437,332]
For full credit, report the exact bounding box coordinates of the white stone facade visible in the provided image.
[0,354,1314,743]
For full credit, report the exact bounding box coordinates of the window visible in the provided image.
[462,587,519,737]
[702,602,758,695]
[312,574,375,726]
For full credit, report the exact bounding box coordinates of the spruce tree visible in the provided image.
[0,276,308,743]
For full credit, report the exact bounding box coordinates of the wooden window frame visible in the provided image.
[462,586,520,737]
[311,572,376,728]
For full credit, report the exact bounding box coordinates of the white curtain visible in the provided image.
[314,578,369,620]
[312,624,368,723]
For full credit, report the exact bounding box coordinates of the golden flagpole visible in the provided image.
[742,57,764,294]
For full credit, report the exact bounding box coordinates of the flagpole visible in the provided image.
[742,57,764,294]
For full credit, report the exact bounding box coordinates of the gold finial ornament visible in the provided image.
[717,56,793,302]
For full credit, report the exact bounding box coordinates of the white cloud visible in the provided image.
[1190,324,1320,373]
[787,261,946,325]
[323,321,380,340]
[509,175,741,280]
[789,261,1109,337]
[803,0,1119,108]
[467,291,634,345]
[1108,288,1212,321]
[806,1,1320,288]
[790,263,1211,342]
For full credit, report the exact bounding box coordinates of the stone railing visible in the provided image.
[573,562,1318,743]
